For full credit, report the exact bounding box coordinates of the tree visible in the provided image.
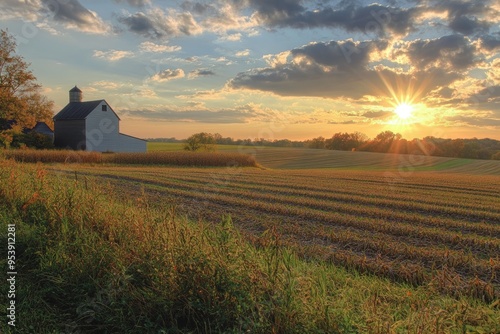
[184,132,218,152]
[366,131,401,153]
[308,136,326,149]
[0,29,54,130]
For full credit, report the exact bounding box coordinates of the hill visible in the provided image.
[237,147,500,173]
[147,143,500,174]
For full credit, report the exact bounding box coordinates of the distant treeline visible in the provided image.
[306,131,500,160]
[149,131,500,160]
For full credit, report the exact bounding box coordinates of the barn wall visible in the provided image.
[53,120,86,149]
[84,102,120,152]
[118,134,147,152]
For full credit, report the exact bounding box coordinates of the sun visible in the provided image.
[394,103,413,120]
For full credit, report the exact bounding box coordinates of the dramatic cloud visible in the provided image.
[229,39,461,102]
[429,0,494,35]
[479,34,500,52]
[448,16,490,35]
[118,8,202,39]
[400,35,477,71]
[150,69,185,82]
[40,0,110,34]
[239,1,420,36]
[290,40,388,69]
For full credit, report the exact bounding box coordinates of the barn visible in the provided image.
[53,86,147,152]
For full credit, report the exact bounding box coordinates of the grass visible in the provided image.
[1,160,499,333]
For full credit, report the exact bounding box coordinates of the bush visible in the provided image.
[11,132,54,149]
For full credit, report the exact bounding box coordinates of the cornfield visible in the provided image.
[1,149,258,167]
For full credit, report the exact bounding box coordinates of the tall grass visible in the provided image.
[1,149,258,167]
[0,160,499,333]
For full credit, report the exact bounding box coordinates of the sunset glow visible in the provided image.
[0,1,499,140]
[394,103,414,120]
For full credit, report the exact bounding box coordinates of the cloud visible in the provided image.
[446,115,500,127]
[429,0,494,35]
[448,15,490,35]
[328,120,356,125]
[398,34,477,71]
[229,39,461,101]
[91,81,129,90]
[479,34,500,52]
[40,0,110,34]
[122,104,257,123]
[118,8,202,39]
[218,33,242,42]
[362,110,393,119]
[139,41,181,53]
[189,2,259,34]
[93,49,134,61]
[150,69,185,82]
[188,69,216,79]
[242,1,420,36]
[113,0,151,7]
[290,40,388,69]
[0,0,41,21]
[235,49,250,57]
[468,85,500,104]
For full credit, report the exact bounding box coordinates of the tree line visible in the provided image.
[173,131,500,160]
[306,131,500,160]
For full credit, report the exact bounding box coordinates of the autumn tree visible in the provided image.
[0,29,54,130]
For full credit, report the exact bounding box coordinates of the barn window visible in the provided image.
[102,105,107,111]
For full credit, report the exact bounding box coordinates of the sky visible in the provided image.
[1,0,499,140]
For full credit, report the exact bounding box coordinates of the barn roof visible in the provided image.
[53,100,121,121]
[32,122,54,135]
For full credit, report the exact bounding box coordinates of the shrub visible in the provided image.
[11,132,54,149]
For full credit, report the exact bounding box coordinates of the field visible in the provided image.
[1,147,500,332]
[149,142,500,173]
[56,164,500,300]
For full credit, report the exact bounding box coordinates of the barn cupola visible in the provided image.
[69,85,83,103]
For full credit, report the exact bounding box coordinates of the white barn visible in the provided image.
[53,86,147,152]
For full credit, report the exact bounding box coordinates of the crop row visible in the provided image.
[63,167,500,236]
[52,168,499,286]
[53,166,500,299]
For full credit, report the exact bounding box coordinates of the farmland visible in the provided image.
[55,161,500,300]
[148,142,500,173]
[1,148,500,332]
